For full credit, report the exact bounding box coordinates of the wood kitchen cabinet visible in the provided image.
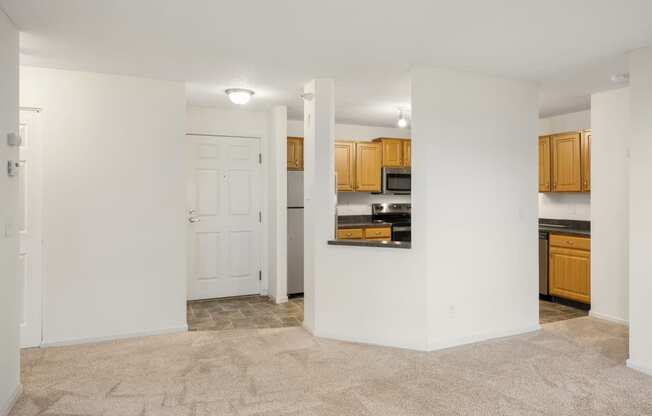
[539,136,551,192]
[551,132,582,192]
[335,141,356,191]
[287,136,304,171]
[335,140,382,193]
[581,129,591,192]
[374,138,404,167]
[549,234,591,304]
[337,226,392,241]
[355,142,382,192]
[402,140,411,167]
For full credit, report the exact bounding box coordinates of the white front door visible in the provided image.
[186,135,262,300]
[18,109,43,348]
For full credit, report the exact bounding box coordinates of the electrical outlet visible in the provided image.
[448,305,456,319]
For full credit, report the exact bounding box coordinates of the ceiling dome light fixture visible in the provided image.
[225,88,255,105]
[397,109,408,128]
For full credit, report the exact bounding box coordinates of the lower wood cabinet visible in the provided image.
[336,226,392,241]
[549,234,590,304]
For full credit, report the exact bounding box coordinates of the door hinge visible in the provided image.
[258,153,262,164]
[259,270,262,281]
[259,211,262,223]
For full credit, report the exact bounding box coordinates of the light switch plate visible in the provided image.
[7,132,21,146]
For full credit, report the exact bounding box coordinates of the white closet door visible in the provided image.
[19,109,43,348]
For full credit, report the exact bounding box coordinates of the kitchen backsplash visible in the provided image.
[538,193,590,221]
[336,192,411,215]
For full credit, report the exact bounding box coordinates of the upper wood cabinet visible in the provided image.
[539,136,551,192]
[375,138,404,167]
[287,137,304,171]
[355,142,382,192]
[373,138,411,167]
[581,129,591,192]
[551,132,582,192]
[335,141,356,192]
[549,234,591,304]
[402,140,411,167]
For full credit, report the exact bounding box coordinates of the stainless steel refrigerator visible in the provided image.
[287,171,304,295]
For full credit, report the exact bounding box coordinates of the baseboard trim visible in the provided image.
[589,311,629,326]
[41,325,188,348]
[272,296,289,304]
[427,324,541,352]
[313,330,428,351]
[627,359,652,377]
[1,384,23,416]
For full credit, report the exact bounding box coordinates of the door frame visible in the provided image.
[185,133,268,300]
[19,107,44,348]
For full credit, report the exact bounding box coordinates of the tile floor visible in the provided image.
[539,299,589,324]
[188,296,585,332]
[12,317,645,416]
[187,295,304,331]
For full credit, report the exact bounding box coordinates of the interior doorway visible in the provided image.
[18,108,43,348]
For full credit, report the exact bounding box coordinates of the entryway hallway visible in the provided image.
[11,317,647,415]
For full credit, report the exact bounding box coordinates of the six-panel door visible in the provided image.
[187,135,262,300]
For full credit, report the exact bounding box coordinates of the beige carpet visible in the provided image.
[11,317,652,416]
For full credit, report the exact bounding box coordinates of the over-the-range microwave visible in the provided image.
[380,167,411,195]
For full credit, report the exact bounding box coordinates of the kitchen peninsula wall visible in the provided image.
[287,119,411,215]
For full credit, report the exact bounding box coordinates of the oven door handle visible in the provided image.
[392,226,411,232]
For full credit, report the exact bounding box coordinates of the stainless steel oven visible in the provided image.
[382,167,411,195]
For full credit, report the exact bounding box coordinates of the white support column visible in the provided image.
[302,79,336,333]
[266,105,288,303]
[627,46,652,376]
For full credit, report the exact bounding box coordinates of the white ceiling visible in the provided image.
[2,0,650,125]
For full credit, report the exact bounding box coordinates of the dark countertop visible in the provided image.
[327,239,411,249]
[539,226,591,237]
[337,215,392,229]
[338,222,392,229]
[539,218,591,237]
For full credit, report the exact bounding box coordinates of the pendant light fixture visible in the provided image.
[397,108,408,128]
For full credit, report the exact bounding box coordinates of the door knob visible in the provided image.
[188,217,200,223]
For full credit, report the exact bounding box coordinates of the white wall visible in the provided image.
[590,87,630,325]
[537,111,591,220]
[20,67,187,345]
[627,47,652,376]
[411,67,540,349]
[0,10,21,415]
[266,106,288,303]
[305,79,429,350]
[288,119,412,215]
[539,109,590,135]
